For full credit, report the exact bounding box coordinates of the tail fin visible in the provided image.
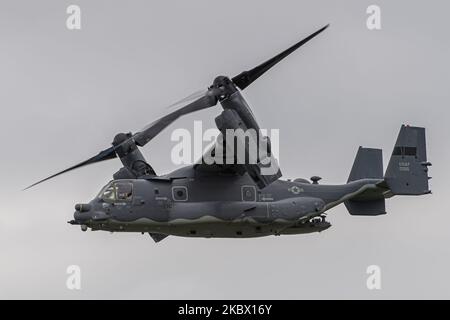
[347,147,383,182]
[384,125,431,195]
[345,147,386,216]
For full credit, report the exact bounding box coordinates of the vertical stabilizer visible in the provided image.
[384,125,431,195]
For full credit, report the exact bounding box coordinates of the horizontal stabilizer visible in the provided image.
[344,199,386,216]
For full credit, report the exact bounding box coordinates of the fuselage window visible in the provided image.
[242,185,256,202]
[172,186,188,201]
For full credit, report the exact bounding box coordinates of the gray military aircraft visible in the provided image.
[26,25,431,242]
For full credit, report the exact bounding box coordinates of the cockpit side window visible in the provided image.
[99,181,133,202]
[116,182,133,201]
[100,184,116,202]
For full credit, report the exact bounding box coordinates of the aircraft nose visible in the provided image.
[73,203,92,222]
[74,203,110,223]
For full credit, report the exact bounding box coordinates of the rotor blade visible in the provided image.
[24,146,117,190]
[133,90,218,147]
[231,24,330,90]
[165,88,208,111]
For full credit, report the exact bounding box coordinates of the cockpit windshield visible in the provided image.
[99,181,133,202]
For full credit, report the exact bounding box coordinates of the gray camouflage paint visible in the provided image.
[72,140,429,242]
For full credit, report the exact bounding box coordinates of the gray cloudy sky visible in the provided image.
[1,0,449,299]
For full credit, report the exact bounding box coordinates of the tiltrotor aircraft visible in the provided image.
[26,25,432,242]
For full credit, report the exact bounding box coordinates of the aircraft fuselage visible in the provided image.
[71,165,383,239]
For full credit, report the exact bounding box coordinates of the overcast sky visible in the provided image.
[1,0,449,299]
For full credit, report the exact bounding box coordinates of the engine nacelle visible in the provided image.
[112,132,155,178]
[214,108,281,188]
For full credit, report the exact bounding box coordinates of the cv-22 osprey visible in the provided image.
[26,25,431,242]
